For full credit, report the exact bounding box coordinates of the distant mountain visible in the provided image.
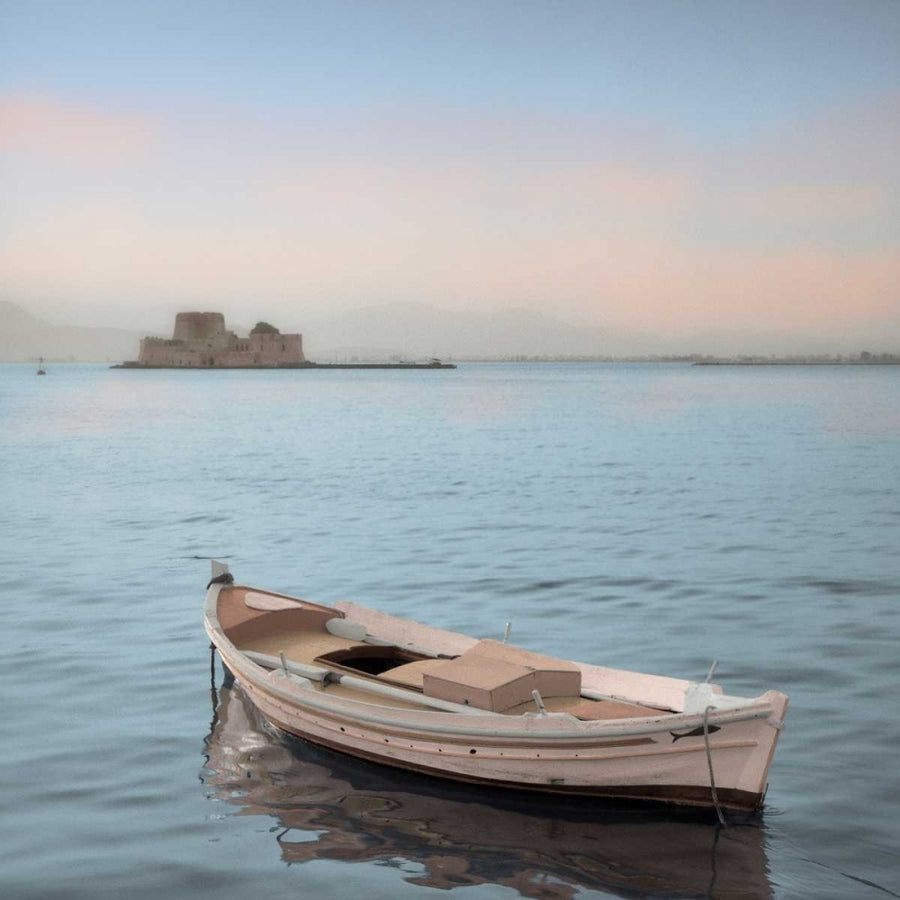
[2,300,629,364]
[300,302,644,360]
[11,298,883,363]
[0,301,142,362]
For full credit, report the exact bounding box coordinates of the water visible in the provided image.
[1,362,898,899]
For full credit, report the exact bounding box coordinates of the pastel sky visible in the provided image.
[1,0,898,350]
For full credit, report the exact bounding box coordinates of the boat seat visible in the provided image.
[217,586,342,642]
[244,591,303,611]
[377,658,451,690]
[564,698,660,720]
[241,631,365,662]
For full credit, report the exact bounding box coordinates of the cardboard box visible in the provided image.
[423,656,536,712]
[464,639,582,698]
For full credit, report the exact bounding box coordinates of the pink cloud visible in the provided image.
[521,164,694,212]
[748,93,900,186]
[722,184,887,221]
[0,95,160,162]
[1,93,897,350]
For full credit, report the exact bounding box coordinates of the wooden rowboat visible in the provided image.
[204,563,788,813]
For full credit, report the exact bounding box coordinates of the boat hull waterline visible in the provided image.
[204,570,788,812]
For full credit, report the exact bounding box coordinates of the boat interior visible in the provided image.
[216,586,667,720]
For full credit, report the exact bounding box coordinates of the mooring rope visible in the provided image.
[704,704,727,827]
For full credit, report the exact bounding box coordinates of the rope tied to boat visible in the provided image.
[704,705,727,827]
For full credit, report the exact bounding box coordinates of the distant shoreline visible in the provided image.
[694,359,900,367]
[11,355,900,368]
[110,360,456,370]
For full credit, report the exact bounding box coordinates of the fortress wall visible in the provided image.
[249,332,305,362]
[216,350,268,367]
[138,340,176,366]
[135,314,304,366]
[139,340,203,366]
[173,352,203,366]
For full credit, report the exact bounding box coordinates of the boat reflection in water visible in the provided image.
[202,679,773,898]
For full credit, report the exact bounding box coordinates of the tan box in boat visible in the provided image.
[423,656,536,712]
[464,640,582,698]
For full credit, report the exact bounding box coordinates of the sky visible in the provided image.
[1,0,898,352]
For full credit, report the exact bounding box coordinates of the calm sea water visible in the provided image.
[1,362,898,899]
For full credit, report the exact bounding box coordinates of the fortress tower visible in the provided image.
[172,312,227,342]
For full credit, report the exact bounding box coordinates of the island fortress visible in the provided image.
[136,312,305,367]
[119,310,456,369]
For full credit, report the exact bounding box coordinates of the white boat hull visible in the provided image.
[205,578,788,812]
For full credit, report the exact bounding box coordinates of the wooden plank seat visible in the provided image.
[376,658,451,690]
[238,630,366,664]
[243,591,303,611]
[218,586,343,647]
[497,695,656,718]
[563,697,662,720]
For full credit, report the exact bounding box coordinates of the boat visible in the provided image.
[36,357,46,375]
[202,679,775,897]
[204,562,789,814]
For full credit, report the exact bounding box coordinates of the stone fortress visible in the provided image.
[120,310,455,369]
[136,312,305,368]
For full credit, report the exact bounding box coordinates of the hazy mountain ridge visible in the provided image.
[3,300,896,363]
[0,301,142,362]
[1,300,622,362]
[300,302,616,360]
